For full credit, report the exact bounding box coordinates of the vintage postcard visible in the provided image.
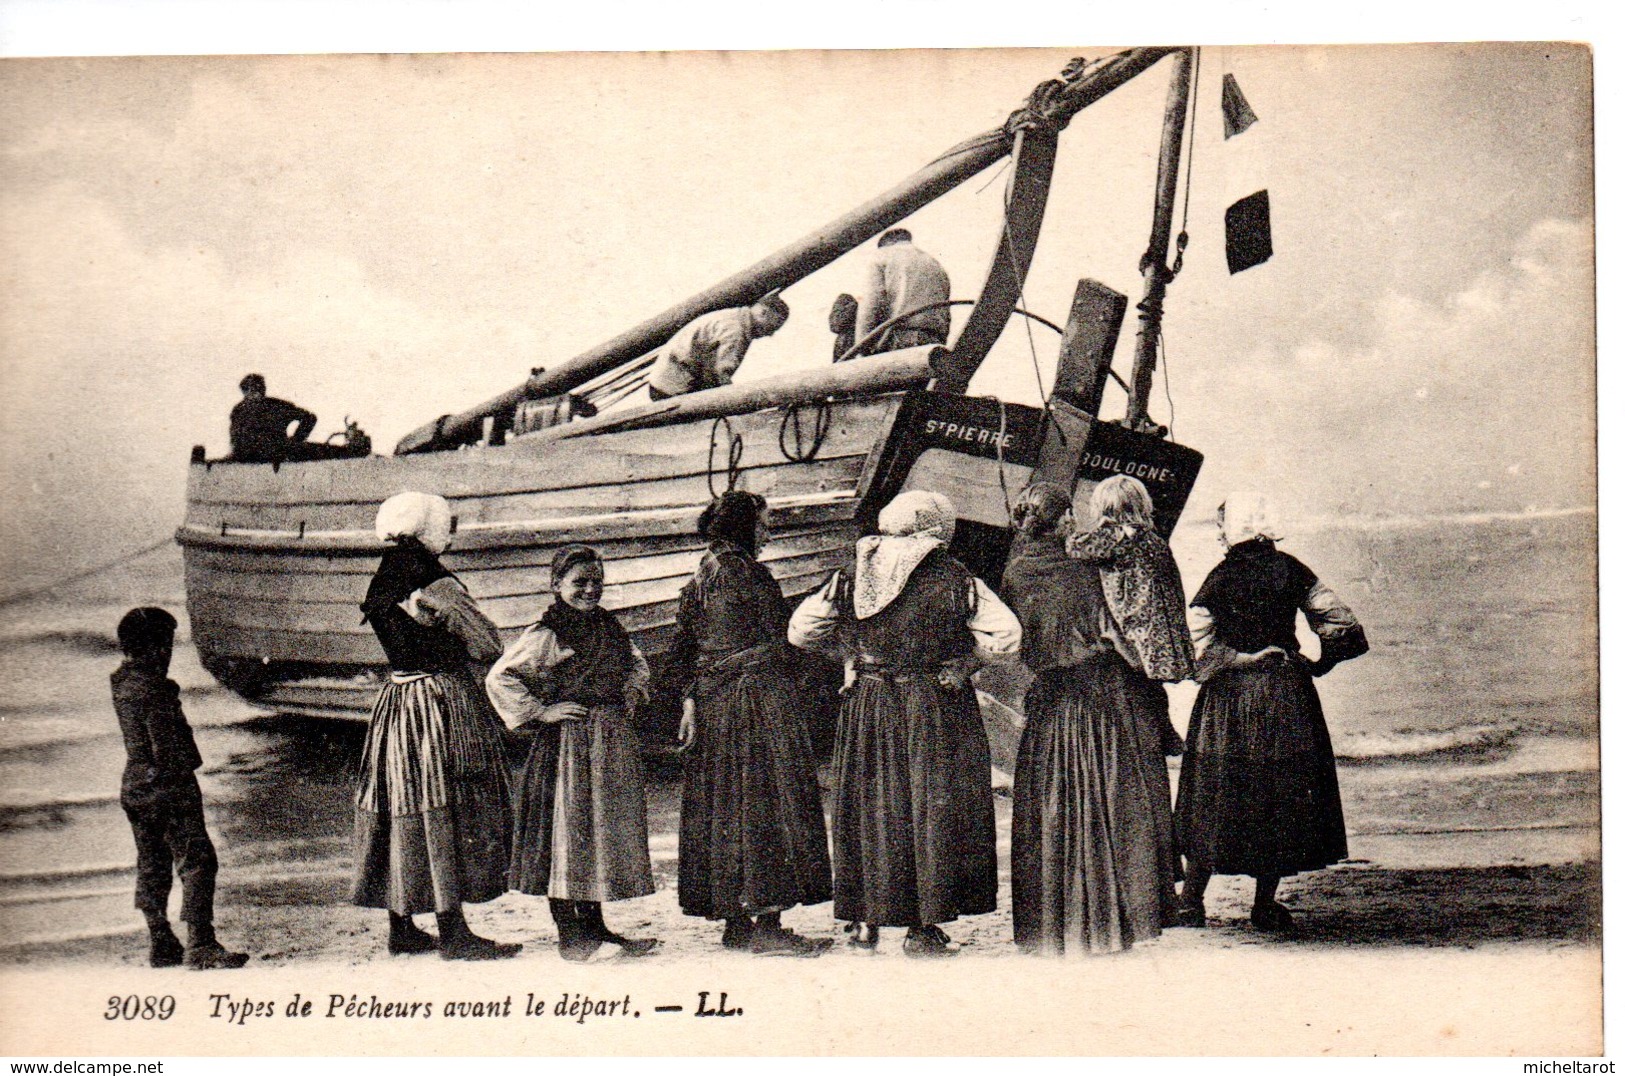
[0,39,1600,1057]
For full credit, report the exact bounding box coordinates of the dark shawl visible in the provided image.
[360,538,466,673]
[536,599,635,705]
[1190,537,1317,654]
[1001,532,1111,673]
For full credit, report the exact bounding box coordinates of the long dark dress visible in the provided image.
[826,547,998,928]
[1175,538,1368,878]
[1003,533,1176,954]
[1067,522,1195,922]
[666,541,832,920]
[486,600,655,903]
[351,541,512,914]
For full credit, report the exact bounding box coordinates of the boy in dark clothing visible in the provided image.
[111,607,248,970]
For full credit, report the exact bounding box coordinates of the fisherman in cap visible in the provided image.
[229,373,353,463]
[646,292,790,400]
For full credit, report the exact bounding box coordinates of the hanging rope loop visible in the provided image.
[707,416,745,498]
[778,399,832,464]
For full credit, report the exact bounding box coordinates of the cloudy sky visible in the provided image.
[0,36,1595,592]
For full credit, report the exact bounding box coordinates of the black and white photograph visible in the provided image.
[0,11,1603,1059]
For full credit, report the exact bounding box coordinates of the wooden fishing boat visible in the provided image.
[177,48,1210,769]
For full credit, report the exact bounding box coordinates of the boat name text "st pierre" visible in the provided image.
[923,420,1015,449]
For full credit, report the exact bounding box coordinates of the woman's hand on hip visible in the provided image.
[540,702,588,724]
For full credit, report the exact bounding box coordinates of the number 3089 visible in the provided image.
[105,995,175,1020]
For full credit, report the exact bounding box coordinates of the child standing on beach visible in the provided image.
[110,607,249,970]
[486,545,659,962]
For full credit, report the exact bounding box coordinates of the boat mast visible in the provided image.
[394,47,1178,455]
[1124,48,1194,434]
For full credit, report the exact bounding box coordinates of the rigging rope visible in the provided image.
[1158,328,1176,442]
[0,536,174,609]
[778,400,832,464]
[706,416,745,499]
[1171,46,1201,278]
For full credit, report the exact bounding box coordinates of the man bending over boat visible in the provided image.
[646,292,790,400]
[229,373,355,463]
[854,229,951,355]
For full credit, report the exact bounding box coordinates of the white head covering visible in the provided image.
[877,490,957,543]
[854,490,958,619]
[375,491,453,555]
[1219,491,1281,548]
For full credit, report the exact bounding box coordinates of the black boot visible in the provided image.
[145,913,184,968]
[437,907,521,962]
[749,912,831,957]
[388,911,437,955]
[182,920,249,970]
[550,899,602,963]
[721,916,754,951]
[902,925,960,958]
[579,901,659,958]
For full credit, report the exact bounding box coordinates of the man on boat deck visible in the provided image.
[646,293,790,401]
[229,373,350,463]
[854,229,951,356]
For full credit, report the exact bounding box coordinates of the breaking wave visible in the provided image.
[1335,724,1521,765]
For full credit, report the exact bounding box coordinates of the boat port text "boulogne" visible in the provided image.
[921,420,1176,485]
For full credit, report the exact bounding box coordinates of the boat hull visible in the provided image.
[179,388,1203,770]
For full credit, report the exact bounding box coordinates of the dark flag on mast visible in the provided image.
[1219,71,1271,273]
[1221,73,1258,139]
[1225,190,1272,274]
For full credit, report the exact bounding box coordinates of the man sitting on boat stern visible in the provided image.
[854,228,950,356]
[646,292,790,401]
[229,373,356,463]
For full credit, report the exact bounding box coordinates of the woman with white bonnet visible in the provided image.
[1174,492,1369,933]
[790,489,1021,957]
[351,491,520,960]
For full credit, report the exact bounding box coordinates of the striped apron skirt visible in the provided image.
[351,670,512,914]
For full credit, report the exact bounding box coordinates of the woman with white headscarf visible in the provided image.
[351,492,520,960]
[790,490,1021,957]
[1174,493,1368,933]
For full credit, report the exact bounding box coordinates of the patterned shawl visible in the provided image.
[1068,523,1196,682]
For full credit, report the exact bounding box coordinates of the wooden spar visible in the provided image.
[531,346,938,441]
[1125,48,1194,433]
[934,121,1060,394]
[393,48,1180,456]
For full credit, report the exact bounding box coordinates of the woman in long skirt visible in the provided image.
[351,491,520,960]
[486,544,658,962]
[665,491,833,957]
[791,490,1021,957]
[1064,475,1198,926]
[1174,492,1369,932]
[1003,480,1195,954]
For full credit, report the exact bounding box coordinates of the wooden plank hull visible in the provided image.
[180,395,902,710]
[180,388,1204,772]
